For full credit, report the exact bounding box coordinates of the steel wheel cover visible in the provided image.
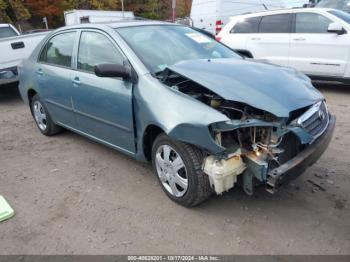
[155,144,188,197]
[33,101,47,131]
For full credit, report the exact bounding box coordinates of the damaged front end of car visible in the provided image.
[159,60,335,196]
[208,100,335,195]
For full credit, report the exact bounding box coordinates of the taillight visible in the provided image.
[215,20,222,35]
[215,36,221,42]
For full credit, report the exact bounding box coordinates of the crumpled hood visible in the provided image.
[168,59,323,118]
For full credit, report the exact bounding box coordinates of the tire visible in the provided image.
[152,134,212,207]
[30,94,62,136]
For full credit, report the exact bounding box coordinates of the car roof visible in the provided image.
[56,19,177,32]
[230,7,335,19]
[109,19,173,28]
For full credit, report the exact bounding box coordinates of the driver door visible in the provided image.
[71,30,135,154]
[289,12,350,77]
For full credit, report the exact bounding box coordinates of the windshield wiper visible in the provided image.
[153,68,167,79]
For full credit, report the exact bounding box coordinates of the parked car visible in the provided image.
[0,24,20,39]
[190,0,286,35]
[218,8,350,84]
[64,10,134,26]
[23,29,52,34]
[0,25,49,86]
[317,0,350,12]
[18,21,335,206]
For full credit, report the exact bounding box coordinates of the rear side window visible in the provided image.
[77,31,124,73]
[259,14,291,33]
[295,13,332,33]
[230,17,261,33]
[0,27,18,38]
[39,32,75,67]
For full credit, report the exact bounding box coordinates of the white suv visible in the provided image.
[218,8,350,83]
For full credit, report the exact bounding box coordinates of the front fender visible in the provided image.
[168,123,224,154]
[133,74,229,160]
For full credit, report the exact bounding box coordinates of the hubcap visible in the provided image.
[155,145,188,197]
[33,101,47,131]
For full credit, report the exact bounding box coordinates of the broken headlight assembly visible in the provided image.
[205,104,295,195]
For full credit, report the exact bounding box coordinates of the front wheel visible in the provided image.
[151,134,212,207]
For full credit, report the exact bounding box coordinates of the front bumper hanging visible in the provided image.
[266,114,336,193]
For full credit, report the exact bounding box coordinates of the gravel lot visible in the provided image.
[0,83,349,255]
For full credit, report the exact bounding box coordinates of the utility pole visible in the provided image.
[172,0,176,23]
[121,0,124,18]
[43,17,48,29]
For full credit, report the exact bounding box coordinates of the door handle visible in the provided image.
[293,38,306,41]
[36,69,43,76]
[251,37,261,40]
[11,41,25,49]
[72,77,81,85]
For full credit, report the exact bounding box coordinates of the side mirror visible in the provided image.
[94,64,130,79]
[328,22,346,35]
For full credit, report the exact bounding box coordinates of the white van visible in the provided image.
[64,10,134,26]
[190,0,286,34]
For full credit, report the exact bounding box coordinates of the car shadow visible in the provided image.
[190,181,315,219]
[313,82,350,94]
[0,83,21,103]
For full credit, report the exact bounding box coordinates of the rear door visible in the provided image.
[289,12,350,77]
[246,13,292,67]
[36,31,77,128]
[71,30,135,154]
[220,16,261,55]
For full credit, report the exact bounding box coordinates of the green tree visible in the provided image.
[125,0,171,20]
[63,0,121,10]
[177,0,192,18]
[0,0,12,23]
[62,0,86,10]
[0,0,31,24]
[9,0,31,21]
[24,0,63,27]
[2,0,193,29]
[90,0,119,10]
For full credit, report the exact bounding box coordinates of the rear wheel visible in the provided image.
[30,94,62,136]
[152,134,212,207]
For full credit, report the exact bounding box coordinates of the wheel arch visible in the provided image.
[142,124,165,161]
[27,89,38,105]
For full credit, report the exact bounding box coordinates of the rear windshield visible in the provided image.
[329,9,350,24]
[0,27,18,38]
[318,0,349,10]
[116,25,241,74]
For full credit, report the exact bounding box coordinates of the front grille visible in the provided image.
[297,101,329,140]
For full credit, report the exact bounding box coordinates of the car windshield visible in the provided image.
[116,25,241,74]
[329,9,350,23]
[0,27,18,38]
[317,0,350,11]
